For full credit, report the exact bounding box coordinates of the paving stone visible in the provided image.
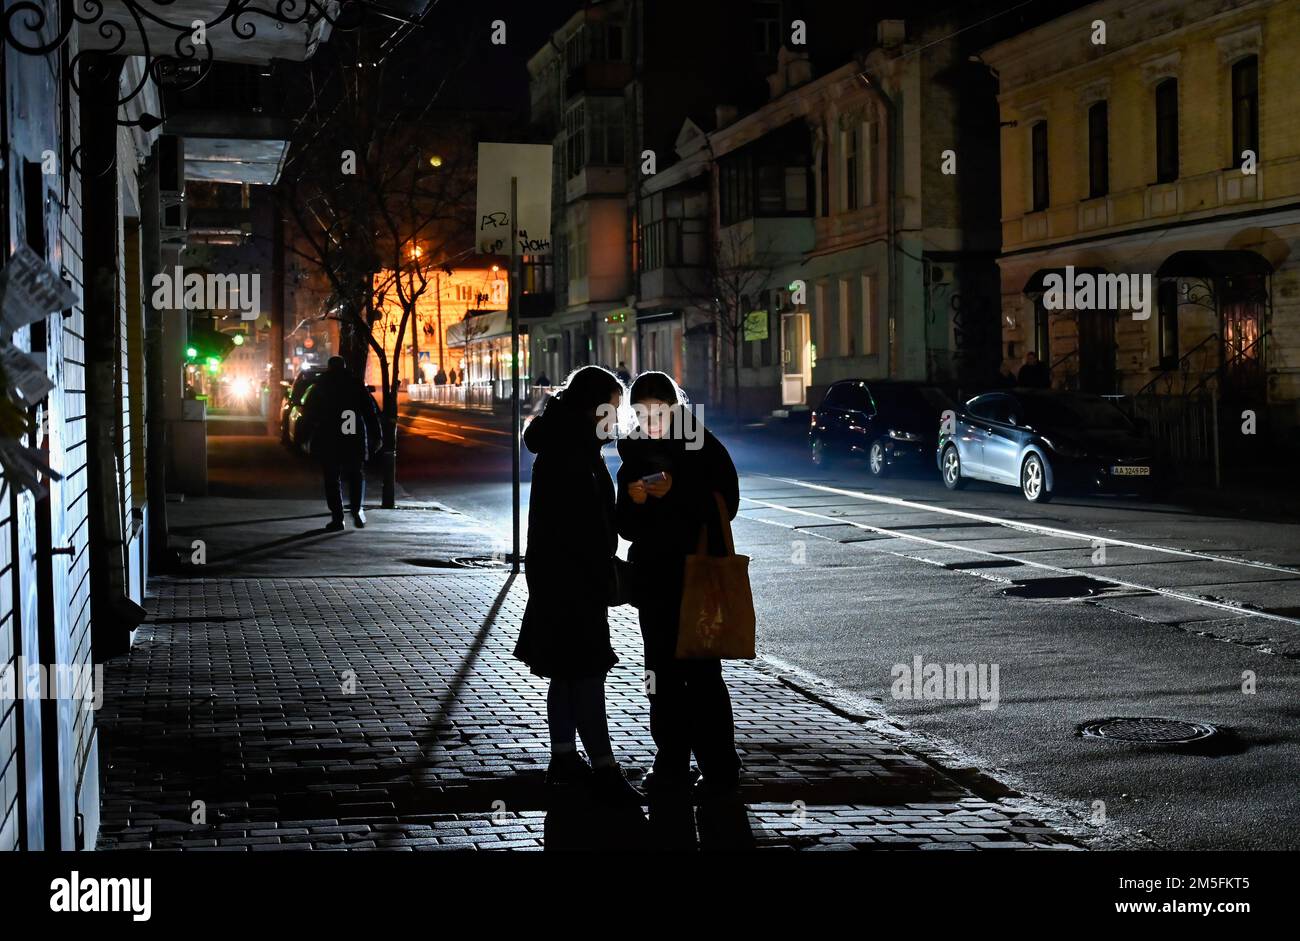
[94,566,1076,852]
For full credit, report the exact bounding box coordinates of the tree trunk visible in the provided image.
[380,419,397,508]
[374,354,397,509]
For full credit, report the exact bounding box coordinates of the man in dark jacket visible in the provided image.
[301,356,382,531]
[1018,351,1051,388]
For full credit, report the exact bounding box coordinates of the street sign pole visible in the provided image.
[510,176,521,572]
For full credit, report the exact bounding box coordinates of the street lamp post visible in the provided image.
[510,176,521,571]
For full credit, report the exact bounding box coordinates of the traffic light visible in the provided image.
[185,326,236,366]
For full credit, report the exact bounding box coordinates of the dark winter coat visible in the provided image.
[513,395,619,679]
[615,427,739,668]
[302,368,383,462]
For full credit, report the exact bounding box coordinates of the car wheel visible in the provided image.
[811,433,833,468]
[1021,453,1052,503]
[941,445,966,490]
[868,438,889,477]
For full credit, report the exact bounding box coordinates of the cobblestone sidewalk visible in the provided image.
[95,568,1078,851]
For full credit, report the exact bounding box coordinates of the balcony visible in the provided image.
[565,61,633,100]
[565,164,627,202]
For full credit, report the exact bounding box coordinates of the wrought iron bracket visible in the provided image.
[3,2,364,134]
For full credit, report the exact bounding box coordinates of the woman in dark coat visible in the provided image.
[513,365,641,804]
[615,372,742,799]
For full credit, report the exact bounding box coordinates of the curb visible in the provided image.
[752,653,1155,851]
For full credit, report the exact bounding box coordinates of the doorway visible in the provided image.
[1219,274,1266,398]
[780,312,811,405]
[1077,308,1116,394]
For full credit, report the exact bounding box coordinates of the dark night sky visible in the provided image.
[377,0,582,114]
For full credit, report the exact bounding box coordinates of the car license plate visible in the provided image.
[1112,465,1151,476]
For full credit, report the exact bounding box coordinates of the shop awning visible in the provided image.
[1155,250,1273,278]
[446,310,517,347]
[1022,266,1107,294]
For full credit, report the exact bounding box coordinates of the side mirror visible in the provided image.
[365,384,377,393]
[1008,413,1022,427]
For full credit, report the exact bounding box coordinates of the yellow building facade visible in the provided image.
[985,0,1300,442]
[366,265,509,390]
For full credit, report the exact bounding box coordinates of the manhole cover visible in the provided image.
[402,558,460,569]
[1003,575,1111,600]
[1077,717,1220,745]
[451,556,511,569]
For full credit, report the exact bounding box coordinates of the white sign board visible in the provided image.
[0,244,78,333]
[475,142,553,256]
[0,338,55,404]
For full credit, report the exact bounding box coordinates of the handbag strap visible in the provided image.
[694,491,735,556]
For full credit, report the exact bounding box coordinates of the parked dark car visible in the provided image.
[936,388,1168,503]
[280,368,323,449]
[810,380,956,476]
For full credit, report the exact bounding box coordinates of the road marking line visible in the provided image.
[401,410,514,437]
[399,416,467,441]
[760,475,1300,577]
[741,496,1300,627]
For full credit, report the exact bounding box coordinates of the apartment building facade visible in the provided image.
[684,13,1007,417]
[984,0,1300,447]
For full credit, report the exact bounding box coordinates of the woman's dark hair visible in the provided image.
[556,365,623,413]
[628,370,687,406]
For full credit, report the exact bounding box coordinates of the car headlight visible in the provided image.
[1041,436,1086,458]
[888,429,921,442]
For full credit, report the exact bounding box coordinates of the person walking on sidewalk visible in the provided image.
[615,371,742,801]
[513,365,643,805]
[301,355,382,532]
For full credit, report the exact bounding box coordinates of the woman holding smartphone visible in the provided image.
[615,372,742,800]
[513,365,642,805]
